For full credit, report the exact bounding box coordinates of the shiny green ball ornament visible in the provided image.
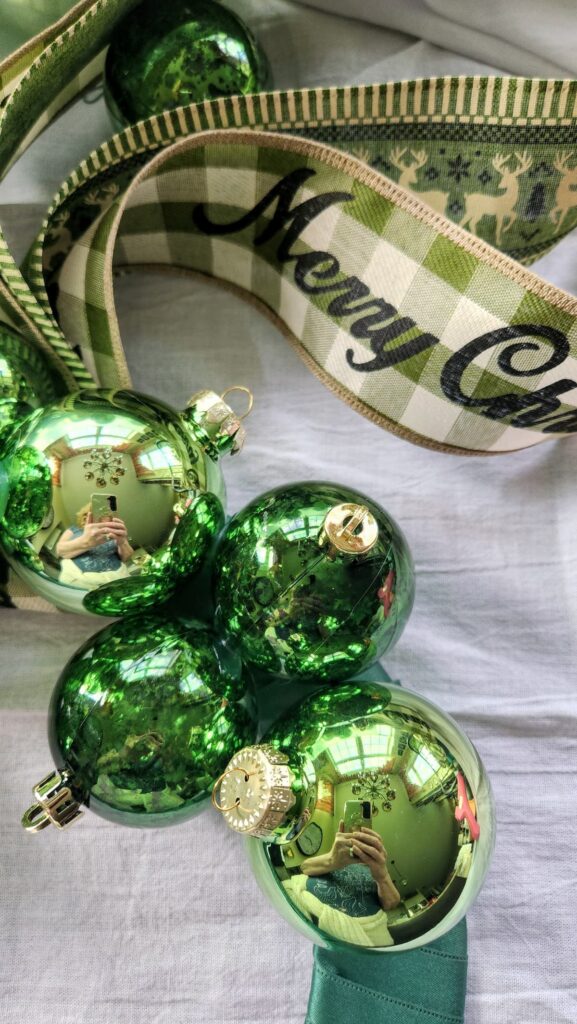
[0,386,247,614]
[0,462,8,523]
[21,615,256,830]
[213,482,415,682]
[103,0,270,130]
[213,680,494,951]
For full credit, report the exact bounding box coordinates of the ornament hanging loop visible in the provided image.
[211,765,254,813]
[21,769,83,833]
[184,387,253,456]
[220,386,254,421]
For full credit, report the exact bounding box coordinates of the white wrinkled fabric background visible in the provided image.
[1,2,576,1022]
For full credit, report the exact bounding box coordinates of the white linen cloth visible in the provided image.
[1,2,576,1022]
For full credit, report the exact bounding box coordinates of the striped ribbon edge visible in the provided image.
[0,0,142,387]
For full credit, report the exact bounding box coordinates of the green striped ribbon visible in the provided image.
[2,1,577,453]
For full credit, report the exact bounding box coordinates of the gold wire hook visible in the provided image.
[211,765,253,812]
[220,385,254,420]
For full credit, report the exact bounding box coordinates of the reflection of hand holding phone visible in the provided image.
[344,799,372,834]
[91,492,118,520]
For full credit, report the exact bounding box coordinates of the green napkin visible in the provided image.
[307,920,468,1024]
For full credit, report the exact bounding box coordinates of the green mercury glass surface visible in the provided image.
[213,482,415,682]
[49,614,256,826]
[0,461,8,522]
[167,491,225,578]
[0,387,226,614]
[0,323,61,525]
[0,323,61,433]
[83,491,225,614]
[81,568,176,616]
[237,680,495,951]
[103,0,270,130]
[1,445,52,538]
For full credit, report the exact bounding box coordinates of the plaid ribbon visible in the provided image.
[2,0,577,454]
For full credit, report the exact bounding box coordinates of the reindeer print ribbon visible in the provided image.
[1,0,577,454]
[386,144,577,249]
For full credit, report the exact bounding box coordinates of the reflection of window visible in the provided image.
[359,727,397,762]
[407,747,442,787]
[256,544,277,567]
[408,751,441,787]
[62,418,133,448]
[120,651,181,682]
[329,735,360,772]
[138,445,178,471]
[280,515,321,542]
[328,725,397,775]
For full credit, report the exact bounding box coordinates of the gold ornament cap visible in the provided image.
[184,386,253,458]
[21,769,83,833]
[212,744,296,838]
[319,502,379,557]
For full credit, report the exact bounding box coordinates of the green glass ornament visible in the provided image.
[0,462,8,523]
[0,386,247,615]
[0,323,61,435]
[83,491,225,615]
[213,482,415,682]
[103,0,270,130]
[21,614,256,830]
[2,444,52,539]
[213,679,494,951]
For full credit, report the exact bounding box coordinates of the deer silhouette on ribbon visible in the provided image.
[550,151,577,230]
[388,147,449,214]
[459,150,532,246]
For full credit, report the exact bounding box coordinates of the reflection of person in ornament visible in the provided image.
[302,821,400,910]
[282,820,400,947]
[56,503,134,586]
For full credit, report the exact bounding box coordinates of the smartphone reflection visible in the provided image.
[282,818,399,947]
[56,500,134,587]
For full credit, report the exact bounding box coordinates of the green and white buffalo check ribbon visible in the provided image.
[2,0,577,454]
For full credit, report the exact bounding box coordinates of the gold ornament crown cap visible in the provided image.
[21,769,83,833]
[212,744,296,838]
[319,502,379,557]
[185,386,253,458]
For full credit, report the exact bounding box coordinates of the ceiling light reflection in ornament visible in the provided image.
[351,769,397,811]
[82,446,125,486]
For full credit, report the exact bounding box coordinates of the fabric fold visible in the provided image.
[306,919,468,1024]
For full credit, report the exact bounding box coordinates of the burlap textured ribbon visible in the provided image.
[2,1,577,454]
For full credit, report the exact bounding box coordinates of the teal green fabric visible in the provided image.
[306,919,468,1024]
